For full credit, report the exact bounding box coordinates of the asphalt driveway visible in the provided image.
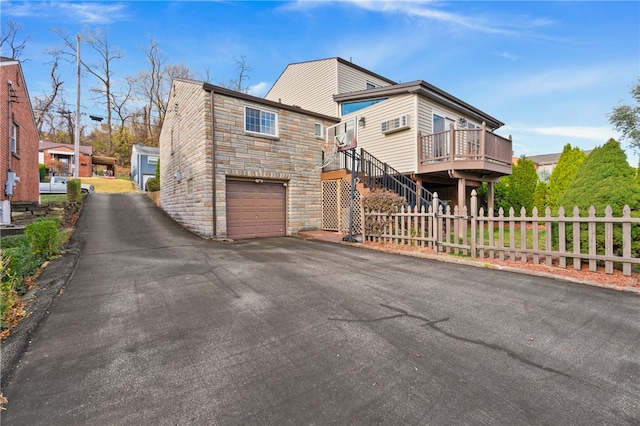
[1,193,639,425]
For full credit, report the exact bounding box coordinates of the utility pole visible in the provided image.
[74,34,81,178]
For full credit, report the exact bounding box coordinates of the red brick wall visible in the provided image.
[1,61,39,202]
[41,147,92,177]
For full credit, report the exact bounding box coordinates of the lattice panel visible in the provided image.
[322,179,363,234]
[339,179,362,234]
[322,180,339,231]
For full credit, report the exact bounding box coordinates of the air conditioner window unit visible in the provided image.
[381,114,410,134]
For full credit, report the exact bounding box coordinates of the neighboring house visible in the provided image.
[130,143,159,190]
[39,140,93,177]
[1,57,39,224]
[158,79,338,239]
[266,57,512,211]
[527,150,592,182]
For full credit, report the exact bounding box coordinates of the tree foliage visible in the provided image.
[546,144,587,211]
[533,181,548,214]
[494,157,538,214]
[559,139,640,216]
[608,79,640,153]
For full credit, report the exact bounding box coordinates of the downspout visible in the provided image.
[3,81,14,225]
[210,88,216,237]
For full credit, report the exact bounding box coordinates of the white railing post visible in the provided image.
[470,190,477,258]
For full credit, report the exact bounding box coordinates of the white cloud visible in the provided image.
[248,81,270,97]
[499,52,518,61]
[529,126,617,141]
[3,1,129,24]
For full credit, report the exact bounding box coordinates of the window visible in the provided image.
[11,122,18,153]
[432,113,455,157]
[314,123,323,139]
[245,106,277,137]
[148,156,159,165]
[340,98,387,115]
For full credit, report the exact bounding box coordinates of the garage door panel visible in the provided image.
[226,180,286,239]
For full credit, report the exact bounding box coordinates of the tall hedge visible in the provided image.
[558,139,640,257]
[546,144,587,211]
[559,139,640,215]
[494,156,537,214]
[66,178,81,202]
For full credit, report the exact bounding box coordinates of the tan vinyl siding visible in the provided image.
[417,97,432,135]
[336,61,394,94]
[344,94,417,173]
[265,59,338,117]
[419,96,475,129]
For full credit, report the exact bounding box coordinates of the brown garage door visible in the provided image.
[226,180,286,239]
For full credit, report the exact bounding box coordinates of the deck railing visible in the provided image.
[419,122,512,168]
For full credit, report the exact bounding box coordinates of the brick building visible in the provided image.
[159,79,338,239]
[39,140,93,177]
[1,57,39,224]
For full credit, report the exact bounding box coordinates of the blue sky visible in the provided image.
[2,0,639,165]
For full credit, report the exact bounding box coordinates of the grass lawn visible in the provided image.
[81,177,135,193]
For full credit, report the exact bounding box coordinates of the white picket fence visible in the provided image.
[364,190,640,276]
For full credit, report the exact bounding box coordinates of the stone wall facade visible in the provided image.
[8,201,80,227]
[159,79,338,239]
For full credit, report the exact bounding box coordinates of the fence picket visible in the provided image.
[532,207,539,265]
[558,207,566,268]
[508,207,516,261]
[623,205,631,276]
[545,207,553,267]
[520,207,527,264]
[573,206,581,271]
[604,206,613,274]
[588,206,597,272]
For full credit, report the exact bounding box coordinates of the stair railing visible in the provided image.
[327,148,440,209]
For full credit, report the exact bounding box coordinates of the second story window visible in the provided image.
[341,98,387,116]
[11,122,18,153]
[245,106,277,137]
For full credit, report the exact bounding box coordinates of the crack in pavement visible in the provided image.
[329,303,571,378]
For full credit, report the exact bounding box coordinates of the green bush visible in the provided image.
[1,254,20,327]
[547,144,587,211]
[155,158,160,186]
[24,217,61,259]
[39,164,47,181]
[146,178,160,192]
[66,178,81,202]
[557,139,640,257]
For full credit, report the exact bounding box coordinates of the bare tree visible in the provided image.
[219,55,252,93]
[0,20,31,60]
[51,27,123,155]
[132,37,195,145]
[33,58,65,135]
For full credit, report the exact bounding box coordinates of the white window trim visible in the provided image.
[314,122,324,139]
[244,105,279,138]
